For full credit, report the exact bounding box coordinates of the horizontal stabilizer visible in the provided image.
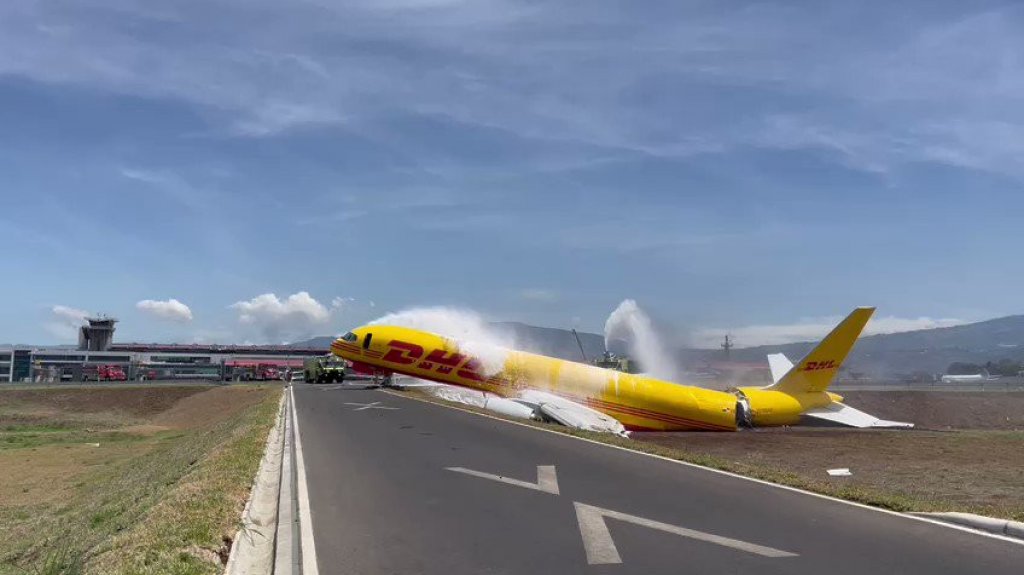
[803,402,914,429]
[766,353,794,384]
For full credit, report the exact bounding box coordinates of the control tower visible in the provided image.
[78,316,118,351]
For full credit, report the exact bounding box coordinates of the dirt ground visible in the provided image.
[633,391,1024,520]
[0,386,209,427]
[0,386,266,510]
[150,386,270,429]
[836,390,1024,430]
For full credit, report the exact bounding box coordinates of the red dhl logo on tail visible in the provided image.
[380,340,488,382]
[803,360,836,371]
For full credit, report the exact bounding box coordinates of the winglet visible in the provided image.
[767,307,874,394]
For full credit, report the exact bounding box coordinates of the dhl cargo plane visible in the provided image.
[330,307,912,434]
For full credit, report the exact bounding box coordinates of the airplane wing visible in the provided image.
[518,390,629,436]
[766,353,794,385]
[803,402,914,429]
[428,384,536,420]
[391,376,628,435]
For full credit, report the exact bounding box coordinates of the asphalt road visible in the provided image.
[293,383,1024,574]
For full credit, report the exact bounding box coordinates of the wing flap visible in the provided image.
[520,390,629,436]
[803,402,914,429]
[409,378,537,419]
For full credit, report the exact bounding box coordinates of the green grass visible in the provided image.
[0,386,282,575]
[0,428,143,450]
[85,388,282,574]
[21,541,84,575]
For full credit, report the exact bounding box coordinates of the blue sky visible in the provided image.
[2,0,1023,346]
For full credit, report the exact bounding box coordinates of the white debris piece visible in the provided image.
[827,468,852,477]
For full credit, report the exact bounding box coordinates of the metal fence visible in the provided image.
[833,378,1024,392]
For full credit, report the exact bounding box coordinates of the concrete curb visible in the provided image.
[225,390,287,574]
[909,512,1024,540]
[274,387,298,573]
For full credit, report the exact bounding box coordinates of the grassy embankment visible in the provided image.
[0,385,282,575]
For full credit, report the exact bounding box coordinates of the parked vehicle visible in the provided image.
[256,364,282,381]
[82,364,127,382]
[303,356,346,383]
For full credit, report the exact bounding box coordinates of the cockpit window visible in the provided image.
[341,332,358,342]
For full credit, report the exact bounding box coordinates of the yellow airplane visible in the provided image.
[330,307,912,433]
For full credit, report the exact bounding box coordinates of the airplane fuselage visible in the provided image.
[330,307,909,432]
[332,325,739,431]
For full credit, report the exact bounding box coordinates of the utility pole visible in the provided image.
[721,334,733,360]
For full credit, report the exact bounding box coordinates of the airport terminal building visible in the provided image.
[0,318,328,382]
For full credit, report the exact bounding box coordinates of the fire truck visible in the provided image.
[82,364,127,382]
[255,363,282,381]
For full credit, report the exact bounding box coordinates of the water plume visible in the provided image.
[604,299,681,382]
[369,306,512,376]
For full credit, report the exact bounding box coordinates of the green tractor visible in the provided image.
[303,356,347,383]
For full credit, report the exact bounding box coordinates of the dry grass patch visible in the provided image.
[0,384,282,575]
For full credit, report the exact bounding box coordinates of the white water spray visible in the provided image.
[604,299,681,382]
[369,306,513,376]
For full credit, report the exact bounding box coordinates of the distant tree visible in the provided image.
[947,362,983,375]
[992,359,1022,377]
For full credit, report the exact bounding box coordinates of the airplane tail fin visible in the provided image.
[767,307,874,394]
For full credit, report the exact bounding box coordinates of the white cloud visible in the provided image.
[136,298,193,322]
[52,304,90,325]
[43,305,91,341]
[230,291,332,342]
[296,211,368,226]
[692,315,966,348]
[2,1,1020,183]
[519,288,558,302]
[331,296,356,310]
[119,167,209,211]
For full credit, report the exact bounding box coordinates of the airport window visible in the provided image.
[87,356,131,363]
[363,333,373,349]
[34,354,86,362]
[150,356,212,364]
[0,353,10,362]
[12,350,31,381]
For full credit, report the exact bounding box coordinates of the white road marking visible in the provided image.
[291,386,320,575]
[445,465,560,495]
[385,390,1024,548]
[344,401,399,411]
[573,502,798,565]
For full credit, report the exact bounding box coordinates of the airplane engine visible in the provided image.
[733,388,832,427]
